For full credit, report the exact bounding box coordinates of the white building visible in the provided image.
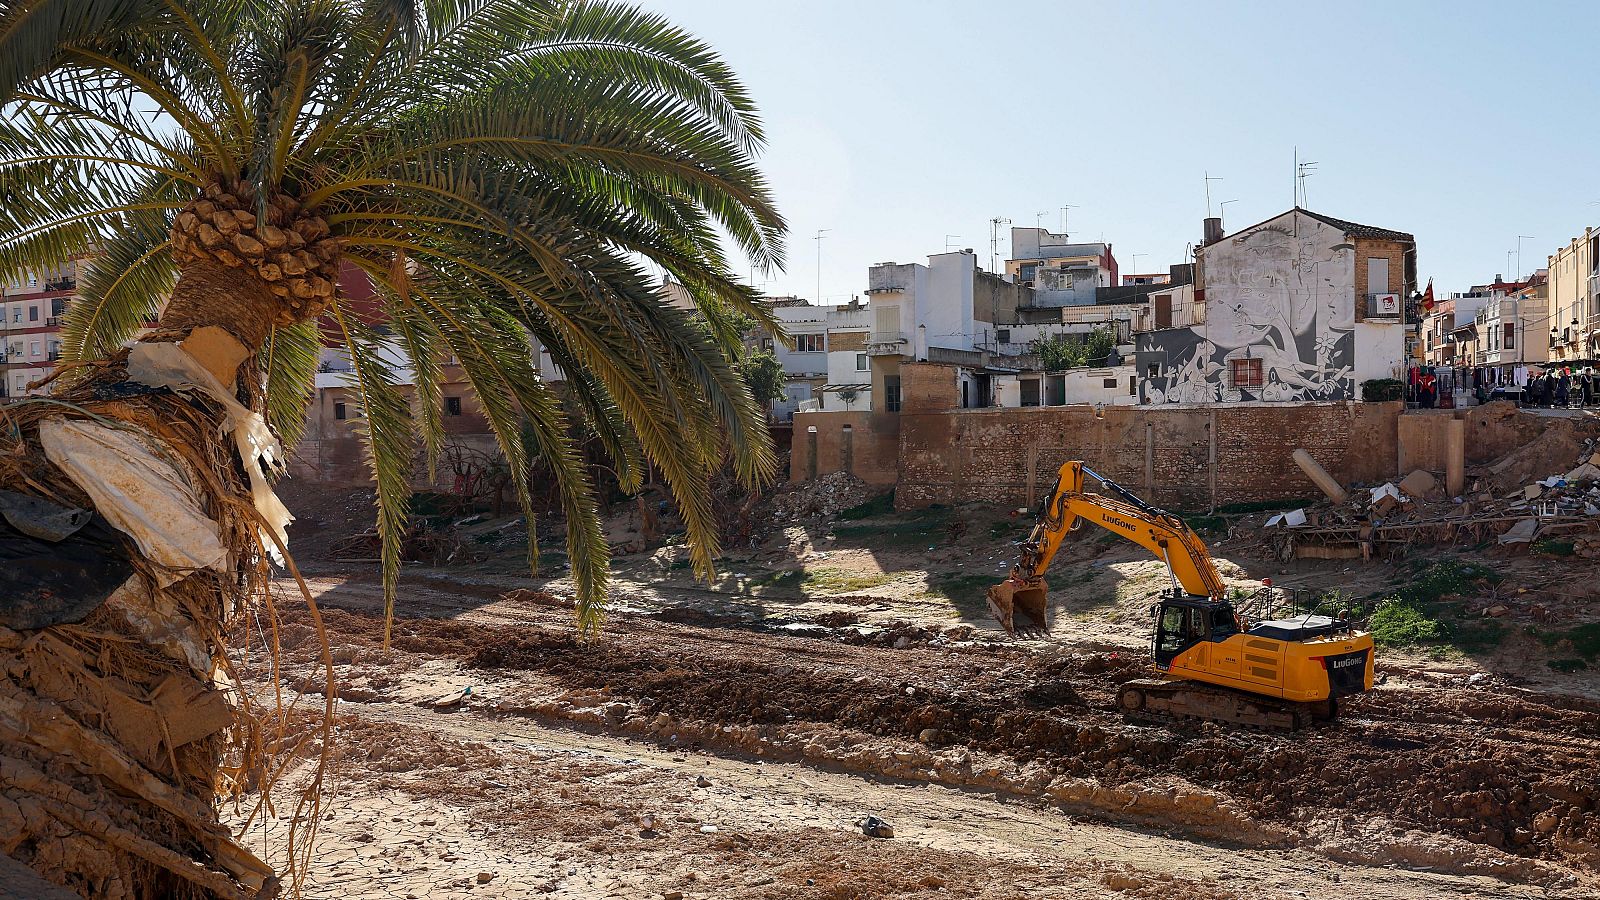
[1136,209,1413,403]
[1004,228,1119,307]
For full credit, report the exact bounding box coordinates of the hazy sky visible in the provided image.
[649,0,1600,302]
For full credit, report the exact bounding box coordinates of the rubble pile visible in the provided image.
[766,472,880,524]
[1268,440,1600,561]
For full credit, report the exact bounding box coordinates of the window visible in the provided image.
[27,306,38,322]
[885,376,902,413]
[11,310,19,323]
[1146,363,1160,380]
[444,396,463,416]
[795,333,824,352]
[1103,378,1118,389]
[855,353,867,371]
[1019,264,1037,284]
[1229,358,1263,388]
[334,401,348,420]
[1367,258,1390,296]
[28,341,39,357]
[996,328,1011,344]
[760,337,774,352]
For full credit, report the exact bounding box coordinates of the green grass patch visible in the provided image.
[1367,560,1506,654]
[1533,539,1576,557]
[1181,514,1227,537]
[838,490,895,520]
[1369,599,1447,646]
[1537,622,1600,659]
[989,519,1027,539]
[923,573,998,615]
[829,506,952,549]
[732,567,896,596]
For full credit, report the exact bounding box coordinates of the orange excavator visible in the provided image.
[987,461,1374,729]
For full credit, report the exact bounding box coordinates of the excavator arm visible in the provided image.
[987,461,1227,635]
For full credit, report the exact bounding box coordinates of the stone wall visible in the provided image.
[789,410,899,487]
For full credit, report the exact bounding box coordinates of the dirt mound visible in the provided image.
[1477,406,1600,491]
[766,472,879,523]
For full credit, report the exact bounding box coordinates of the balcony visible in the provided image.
[864,331,907,356]
[44,317,61,327]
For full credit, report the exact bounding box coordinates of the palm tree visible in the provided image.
[0,0,782,895]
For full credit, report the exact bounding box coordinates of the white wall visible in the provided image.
[1352,322,1404,391]
[1056,365,1138,406]
[919,251,978,354]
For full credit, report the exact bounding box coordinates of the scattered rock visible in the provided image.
[860,816,894,838]
[476,872,494,884]
[695,775,712,788]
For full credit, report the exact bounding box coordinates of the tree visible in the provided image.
[739,346,786,409]
[1033,328,1117,371]
[0,0,782,894]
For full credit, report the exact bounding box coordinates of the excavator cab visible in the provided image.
[1151,595,1240,666]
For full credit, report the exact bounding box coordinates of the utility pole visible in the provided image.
[1516,235,1535,281]
[814,228,829,304]
[988,216,1010,274]
[1204,172,1224,218]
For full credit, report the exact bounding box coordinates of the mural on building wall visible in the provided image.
[1139,212,1356,403]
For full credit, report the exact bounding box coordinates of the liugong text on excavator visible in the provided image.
[987,461,1374,730]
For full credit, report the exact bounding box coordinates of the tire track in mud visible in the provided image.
[281,580,1600,875]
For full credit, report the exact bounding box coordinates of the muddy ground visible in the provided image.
[236,481,1600,898]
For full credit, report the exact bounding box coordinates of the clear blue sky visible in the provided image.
[649,0,1600,302]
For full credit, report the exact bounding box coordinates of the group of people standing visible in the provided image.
[1521,366,1600,408]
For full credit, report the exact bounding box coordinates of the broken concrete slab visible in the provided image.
[1498,518,1539,544]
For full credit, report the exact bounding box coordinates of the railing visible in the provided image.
[44,317,61,327]
[46,351,61,361]
[865,331,908,356]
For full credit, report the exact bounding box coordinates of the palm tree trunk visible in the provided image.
[0,256,314,898]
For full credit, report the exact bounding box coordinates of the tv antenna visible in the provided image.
[1059,204,1077,234]
[1035,210,1050,229]
[988,216,1011,273]
[1293,148,1317,207]
[813,228,830,303]
[944,234,961,252]
[1204,172,1224,217]
[1219,199,1238,227]
[1516,235,1535,281]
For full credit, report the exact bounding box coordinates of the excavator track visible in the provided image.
[1115,678,1336,731]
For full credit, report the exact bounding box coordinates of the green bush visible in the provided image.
[1369,598,1446,646]
[1533,539,1576,557]
[839,490,895,520]
[1361,378,1405,402]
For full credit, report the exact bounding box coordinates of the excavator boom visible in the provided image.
[987,462,1224,634]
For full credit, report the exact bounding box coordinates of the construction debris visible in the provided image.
[766,472,878,524]
[1269,435,1600,560]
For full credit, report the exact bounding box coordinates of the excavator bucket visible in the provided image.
[986,576,1049,636]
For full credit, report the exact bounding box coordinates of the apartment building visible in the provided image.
[1,263,82,400]
[1548,227,1599,364]
[1004,228,1119,307]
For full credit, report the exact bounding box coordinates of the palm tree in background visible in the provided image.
[0,0,782,894]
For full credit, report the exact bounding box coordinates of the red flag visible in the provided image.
[1421,278,1435,312]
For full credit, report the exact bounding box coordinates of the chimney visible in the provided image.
[1202,217,1224,246]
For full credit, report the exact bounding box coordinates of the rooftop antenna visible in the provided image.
[1219,199,1238,228]
[1035,210,1050,229]
[1297,157,1318,207]
[1059,204,1077,234]
[813,228,830,303]
[988,216,1010,273]
[1516,235,1535,281]
[944,234,961,252]
[1127,252,1144,278]
[1204,171,1224,217]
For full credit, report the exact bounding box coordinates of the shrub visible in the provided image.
[1362,378,1405,402]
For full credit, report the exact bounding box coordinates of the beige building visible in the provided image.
[1548,228,1599,363]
